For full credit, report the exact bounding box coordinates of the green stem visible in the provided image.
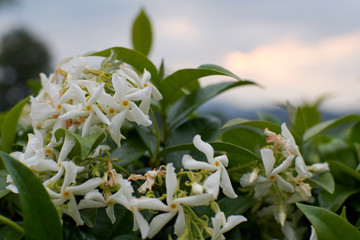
[0,215,24,234]
[112,164,131,176]
[150,108,161,167]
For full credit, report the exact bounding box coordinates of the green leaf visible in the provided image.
[0,170,10,198]
[222,118,281,133]
[1,96,30,154]
[218,195,257,216]
[0,225,23,240]
[111,133,147,167]
[340,206,347,220]
[303,114,360,142]
[297,203,360,240]
[113,235,141,240]
[134,125,157,156]
[318,184,360,212]
[54,129,105,160]
[80,208,98,228]
[160,64,255,108]
[0,151,62,240]
[87,47,158,85]
[222,127,267,156]
[308,171,335,194]
[132,9,152,56]
[167,81,255,131]
[328,160,360,181]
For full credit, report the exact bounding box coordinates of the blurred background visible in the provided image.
[1,0,360,118]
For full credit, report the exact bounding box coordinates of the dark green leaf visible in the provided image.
[111,133,147,166]
[328,160,360,181]
[1,96,30,154]
[297,203,360,240]
[113,234,141,240]
[134,125,156,156]
[218,195,257,216]
[160,64,255,107]
[303,114,360,142]
[54,129,105,160]
[0,170,10,198]
[318,184,360,212]
[0,151,62,240]
[132,9,152,56]
[340,206,347,220]
[308,171,335,194]
[87,47,158,85]
[222,118,281,133]
[27,79,42,95]
[0,225,23,240]
[80,208,98,228]
[167,81,255,131]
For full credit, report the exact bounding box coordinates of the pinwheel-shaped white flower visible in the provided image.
[182,135,237,199]
[105,73,152,147]
[147,163,214,238]
[251,148,295,198]
[211,212,247,240]
[58,82,110,136]
[44,161,104,225]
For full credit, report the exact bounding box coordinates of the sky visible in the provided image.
[1,1,360,113]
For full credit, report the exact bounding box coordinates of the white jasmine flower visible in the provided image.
[182,135,237,198]
[44,161,104,225]
[5,175,18,194]
[252,149,295,198]
[211,211,247,240]
[310,225,318,240]
[147,163,214,238]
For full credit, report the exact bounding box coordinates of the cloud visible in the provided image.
[218,32,360,111]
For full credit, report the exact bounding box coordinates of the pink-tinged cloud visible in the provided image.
[219,33,360,111]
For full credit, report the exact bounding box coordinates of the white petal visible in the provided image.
[147,211,177,239]
[106,205,116,224]
[59,109,87,120]
[181,155,216,171]
[166,163,177,205]
[295,155,312,177]
[128,101,152,126]
[281,123,297,148]
[211,213,222,240]
[78,199,107,210]
[92,104,111,125]
[58,133,76,163]
[109,110,127,147]
[133,198,169,211]
[275,174,294,192]
[87,83,104,105]
[67,177,104,195]
[203,170,221,199]
[174,206,186,236]
[61,161,82,192]
[120,66,142,87]
[139,94,151,115]
[81,111,94,137]
[215,155,229,168]
[63,194,84,226]
[133,208,149,239]
[310,225,318,240]
[126,86,151,101]
[193,135,215,165]
[173,193,214,206]
[260,148,275,178]
[254,182,273,198]
[220,215,247,234]
[84,189,105,201]
[220,165,237,198]
[272,154,295,175]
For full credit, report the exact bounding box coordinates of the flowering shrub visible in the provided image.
[1,9,360,240]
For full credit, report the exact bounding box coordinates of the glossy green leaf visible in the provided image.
[0,170,10,198]
[1,96,30,154]
[167,81,255,131]
[0,225,23,240]
[222,118,281,133]
[297,203,360,240]
[159,64,254,107]
[0,151,62,240]
[218,195,257,216]
[318,184,360,212]
[132,9,152,56]
[134,125,157,156]
[54,129,105,160]
[340,206,347,220]
[308,171,335,194]
[328,160,360,181]
[87,47,158,85]
[303,114,360,142]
